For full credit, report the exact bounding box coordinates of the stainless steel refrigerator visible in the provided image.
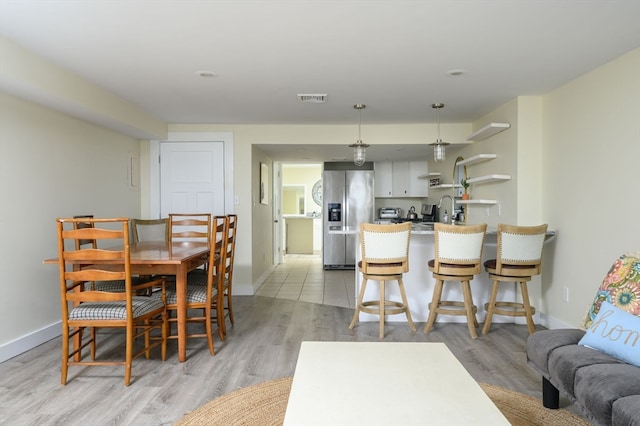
[322,165,375,269]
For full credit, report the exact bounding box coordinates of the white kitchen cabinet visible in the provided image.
[374,161,393,197]
[406,161,429,197]
[376,160,428,197]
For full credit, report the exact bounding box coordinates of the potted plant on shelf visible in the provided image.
[460,178,470,200]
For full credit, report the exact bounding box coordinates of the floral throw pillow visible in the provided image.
[583,253,640,329]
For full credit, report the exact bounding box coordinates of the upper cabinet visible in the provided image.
[374,161,393,197]
[375,160,428,198]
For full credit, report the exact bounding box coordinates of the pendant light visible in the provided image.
[348,104,369,166]
[429,103,450,164]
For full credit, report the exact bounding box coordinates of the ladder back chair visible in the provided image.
[56,217,168,386]
[168,213,212,244]
[349,222,416,338]
[169,213,212,273]
[217,213,238,338]
[164,215,229,355]
[424,223,487,339]
[482,223,548,335]
[73,215,145,292]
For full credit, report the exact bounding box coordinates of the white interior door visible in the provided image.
[160,142,225,216]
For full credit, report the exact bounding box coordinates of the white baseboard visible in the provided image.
[0,321,61,363]
[540,313,581,330]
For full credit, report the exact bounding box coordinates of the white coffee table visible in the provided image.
[283,341,509,426]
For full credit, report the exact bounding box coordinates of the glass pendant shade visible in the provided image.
[353,142,366,166]
[433,141,446,163]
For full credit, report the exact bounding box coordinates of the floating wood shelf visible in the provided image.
[466,123,510,141]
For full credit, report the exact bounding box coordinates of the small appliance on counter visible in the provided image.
[421,204,438,222]
[378,207,402,220]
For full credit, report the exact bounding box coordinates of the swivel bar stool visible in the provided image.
[349,222,416,338]
[424,223,487,339]
[482,223,548,335]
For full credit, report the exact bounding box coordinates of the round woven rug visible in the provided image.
[174,376,591,426]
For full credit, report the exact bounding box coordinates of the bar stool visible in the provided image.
[424,223,487,339]
[349,222,416,338]
[482,223,548,335]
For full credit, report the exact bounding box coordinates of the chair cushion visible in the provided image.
[483,259,536,271]
[583,253,640,329]
[164,285,217,304]
[86,277,147,292]
[69,297,164,320]
[187,270,209,286]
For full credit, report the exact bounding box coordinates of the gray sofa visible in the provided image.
[527,329,640,426]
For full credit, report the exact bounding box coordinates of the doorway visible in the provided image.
[149,132,234,218]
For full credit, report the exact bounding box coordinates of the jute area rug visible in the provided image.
[175,376,591,426]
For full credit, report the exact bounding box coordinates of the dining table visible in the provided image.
[45,240,210,362]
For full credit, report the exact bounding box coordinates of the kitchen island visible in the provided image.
[330,225,556,324]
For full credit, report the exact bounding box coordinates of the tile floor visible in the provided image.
[255,254,356,309]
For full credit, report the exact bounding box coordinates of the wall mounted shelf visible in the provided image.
[456,199,497,205]
[467,174,511,185]
[456,154,497,166]
[466,122,510,141]
[430,183,462,189]
[417,172,441,179]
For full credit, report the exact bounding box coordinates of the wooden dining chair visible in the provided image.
[164,215,229,355]
[168,213,212,244]
[73,214,145,293]
[56,217,168,386]
[217,213,238,338]
[131,218,169,244]
[169,213,212,274]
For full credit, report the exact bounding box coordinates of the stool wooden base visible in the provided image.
[424,274,479,339]
[349,273,416,338]
[482,275,536,335]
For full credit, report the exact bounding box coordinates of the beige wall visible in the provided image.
[0,93,143,359]
[282,164,322,215]
[540,48,640,327]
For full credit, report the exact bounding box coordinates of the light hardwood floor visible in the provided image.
[0,259,586,425]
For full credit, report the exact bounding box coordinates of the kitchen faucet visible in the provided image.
[438,195,455,224]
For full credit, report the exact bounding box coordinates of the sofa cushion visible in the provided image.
[584,253,640,329]
[579,301,640,367]
[574,363,640,426]
[547,344,629,396]
[526,329,586,375]
[612,395,640,426]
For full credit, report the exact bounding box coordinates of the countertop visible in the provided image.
[328,224,556,238]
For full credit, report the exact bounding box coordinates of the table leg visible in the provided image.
[176,264,187,362]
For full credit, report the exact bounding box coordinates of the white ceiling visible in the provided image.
[1,0,639,162]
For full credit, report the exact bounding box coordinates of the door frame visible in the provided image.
[272,162,284,265]
[150,132,234,218]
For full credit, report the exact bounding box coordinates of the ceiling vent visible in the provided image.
[297,94,328,103]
